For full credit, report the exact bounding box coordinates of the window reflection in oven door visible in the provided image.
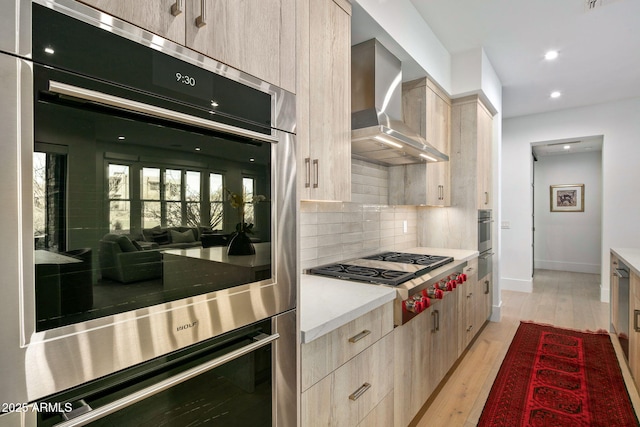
[35,318,279,427]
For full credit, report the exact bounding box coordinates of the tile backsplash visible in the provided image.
[300,159,418,270]
[300,202,418,270]
[351,159,389,205]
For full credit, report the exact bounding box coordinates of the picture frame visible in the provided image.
[550,184,584,212]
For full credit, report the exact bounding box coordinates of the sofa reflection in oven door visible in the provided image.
[34,313,293,427]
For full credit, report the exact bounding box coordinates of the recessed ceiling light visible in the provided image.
[544,50,559,60]
[44,47,55,55]
[195,147,201,151]
[550,91,562,99]
[563,145,571,150]
[249,158,255,162]
[117,136,125,140]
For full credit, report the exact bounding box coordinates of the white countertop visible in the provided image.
[611,248,640,276]
[300,274,396,344]
[300,247,479,344]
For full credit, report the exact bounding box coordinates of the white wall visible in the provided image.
[354,0,452,92]
[534,151,602,274]
[502,96,640,301]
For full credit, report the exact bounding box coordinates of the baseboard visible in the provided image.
[500,276,533,293]
[534,259,600,274]
[490,301,502,322]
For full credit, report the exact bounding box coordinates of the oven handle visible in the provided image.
[48,80,279,143]
[479,252,494,260]
[54,332,280,427]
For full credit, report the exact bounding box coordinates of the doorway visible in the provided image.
[531,136,603,276]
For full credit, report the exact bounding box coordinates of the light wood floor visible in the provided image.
[412,269,640,427]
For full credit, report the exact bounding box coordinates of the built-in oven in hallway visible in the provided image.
[0,0,296,423]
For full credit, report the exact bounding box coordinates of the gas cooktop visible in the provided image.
[309,251,454,287]
[308,264,415,286]
[363,252,453,270]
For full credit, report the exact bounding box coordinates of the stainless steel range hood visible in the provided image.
[351,39,448,165]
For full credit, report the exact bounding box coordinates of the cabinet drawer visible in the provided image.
[301,333,394,427]
[464,258,478,279]
[302,302,394,391]
[358,389,394,427]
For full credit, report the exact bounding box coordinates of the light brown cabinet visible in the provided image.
[76,0,186,44]
[457,258,479,354]
[451,96,494,210]
[428,290,458,390]
[186,0,295,92]
[394,291,458,427]
[297,0,352,201]
[477,102,493,209]
[395,77,452,206]
[301,302,394,427]
[476,274,492,332]
[78,0,295,92]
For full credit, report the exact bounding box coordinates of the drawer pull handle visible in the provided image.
[349,383,371,401]
[431,310,440,332]
[304,157,311,188]
[195,0,207,27]
[313,159,319,188]
[485,280,490,295]
[635,310,640,333]
[170,0,183,16]
[348,330,371,343]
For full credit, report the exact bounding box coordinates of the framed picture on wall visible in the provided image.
[550,184,585,212]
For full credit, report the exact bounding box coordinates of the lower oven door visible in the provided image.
[478,250,494,280]
[33,312,294,427]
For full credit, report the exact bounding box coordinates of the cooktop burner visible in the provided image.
[363,252,453,271]
[309,264,415,286]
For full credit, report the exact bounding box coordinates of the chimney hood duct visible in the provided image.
[351,39,449,165]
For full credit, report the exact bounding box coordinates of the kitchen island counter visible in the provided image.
[611,248,640,276]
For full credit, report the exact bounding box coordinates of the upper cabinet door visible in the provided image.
[399,78,451,206]
[77,0,186,45]
[425,81,451,206]
[185,0,296,92]
[297,0,352,201]
[477,102,493,209]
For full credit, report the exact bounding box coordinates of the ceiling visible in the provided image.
[531,136,603,158]
[352,0,640,119]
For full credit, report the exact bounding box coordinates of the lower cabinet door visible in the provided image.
[301,332,394,426]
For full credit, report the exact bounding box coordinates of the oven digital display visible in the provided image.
[152,52,213,102]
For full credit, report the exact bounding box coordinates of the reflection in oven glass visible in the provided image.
[33,64,272,331]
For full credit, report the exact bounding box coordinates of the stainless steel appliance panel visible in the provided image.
[478,209,492,254]
[0,0,296,406]
[478,250,493,280]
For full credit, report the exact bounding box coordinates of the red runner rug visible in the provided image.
[478,321,639,427]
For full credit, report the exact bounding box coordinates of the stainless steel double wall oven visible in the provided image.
[0,0,296,425]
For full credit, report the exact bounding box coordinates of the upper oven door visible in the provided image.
[0,0,296,404]
[478,210,492,253]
